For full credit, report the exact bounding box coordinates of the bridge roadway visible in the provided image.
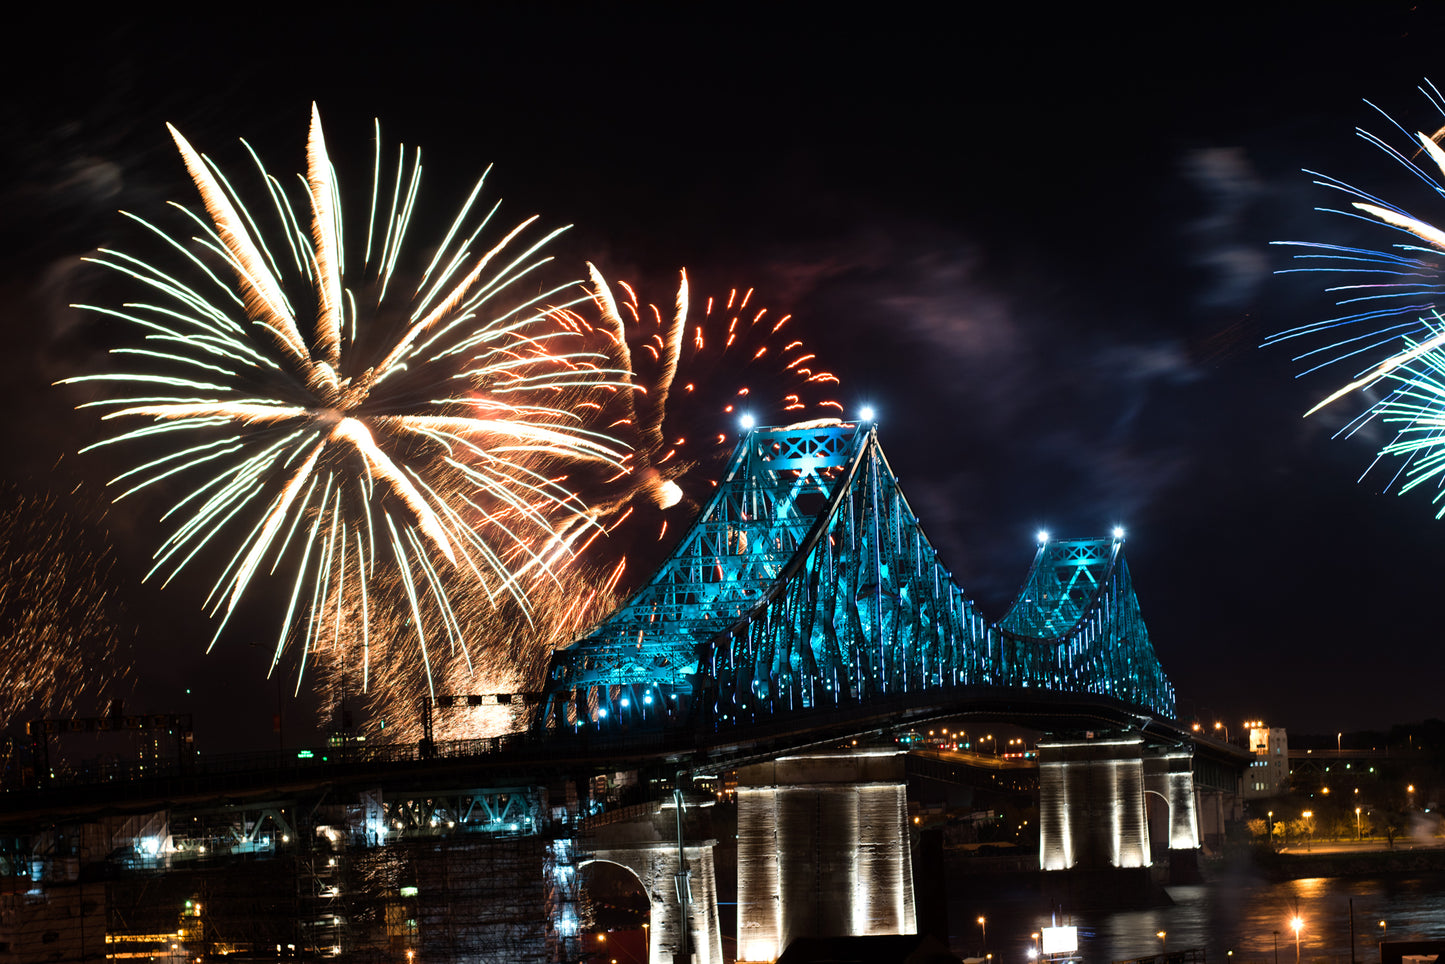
[0,685,1243,833]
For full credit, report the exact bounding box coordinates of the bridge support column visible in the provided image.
[1143,747,1199,852]
[736,749,915,962]
[1143,746,1201,882]
[1038,735,1149,870]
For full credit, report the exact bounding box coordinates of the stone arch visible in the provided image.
[1143,749,1200,852]
[582,843,722,964]
[1143,787,1171,863]
[576,858,651,960]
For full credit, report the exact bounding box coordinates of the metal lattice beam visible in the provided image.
[541,422,1175,731]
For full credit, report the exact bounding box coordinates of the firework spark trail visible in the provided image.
[562,267,843,555]
[1270,80,1445,512]
[0,482,136,728]
[62,106,630,688]
[340,268,846,742]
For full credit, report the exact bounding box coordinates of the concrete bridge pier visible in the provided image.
[1143,746,1201,881]
[1038,734,1200,874]
[735,749,916,962]
[1038,734,1150,870]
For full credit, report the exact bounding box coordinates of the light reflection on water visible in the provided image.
[947,865,1445,963]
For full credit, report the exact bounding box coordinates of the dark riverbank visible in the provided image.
[1245,843,1445,881]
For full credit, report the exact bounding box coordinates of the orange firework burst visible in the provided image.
[62,106,628,690]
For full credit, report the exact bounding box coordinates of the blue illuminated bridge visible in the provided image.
[0,421,1231,964]
[538,419,1175,740]
[4,419,1195,820]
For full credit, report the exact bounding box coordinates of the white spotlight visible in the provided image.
[739,413,755,430]
[1037,530,1049,544]
[859,406,875,422]
[1112,526,1125,540]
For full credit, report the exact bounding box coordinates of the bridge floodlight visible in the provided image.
[739,413,755,430]
[1112,526,1125,540]
[859,405,875,422]
[1037,530,1049,544]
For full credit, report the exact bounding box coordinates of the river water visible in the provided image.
[944,864,1445,963]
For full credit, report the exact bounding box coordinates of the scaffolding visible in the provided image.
[0,780,579,963]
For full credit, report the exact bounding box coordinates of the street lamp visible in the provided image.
[642,922,649,963]
[1291,916,1304,964]
[1215,721,1229,742]
[1302,811,1313,852]
[1356,806,1362,840]
[1380,920,1387,943]
[977,916,986,954]
[1157,931,1167,957]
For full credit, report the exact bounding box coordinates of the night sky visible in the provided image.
[3,5,1443,752]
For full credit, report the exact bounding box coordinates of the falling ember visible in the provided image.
[61,106,628,687]
[0,482,136,727]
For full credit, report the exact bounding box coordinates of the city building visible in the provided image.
[1243,722,1289,798]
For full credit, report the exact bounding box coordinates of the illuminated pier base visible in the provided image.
[1038,735,1150,870]
[735,749,916,962]
[1038,735,1199,872]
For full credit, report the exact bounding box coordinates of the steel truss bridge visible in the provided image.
[541,420,1175,734]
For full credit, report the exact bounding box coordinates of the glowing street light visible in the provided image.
[1157,931,1167,955]
[1291,916,1304,964]
[1380,920,1387,943]
[976,916,986,954]
[1214,721,1229,742]
[1356,806,1362,840]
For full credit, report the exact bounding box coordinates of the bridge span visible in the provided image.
[0,422,1246,963]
